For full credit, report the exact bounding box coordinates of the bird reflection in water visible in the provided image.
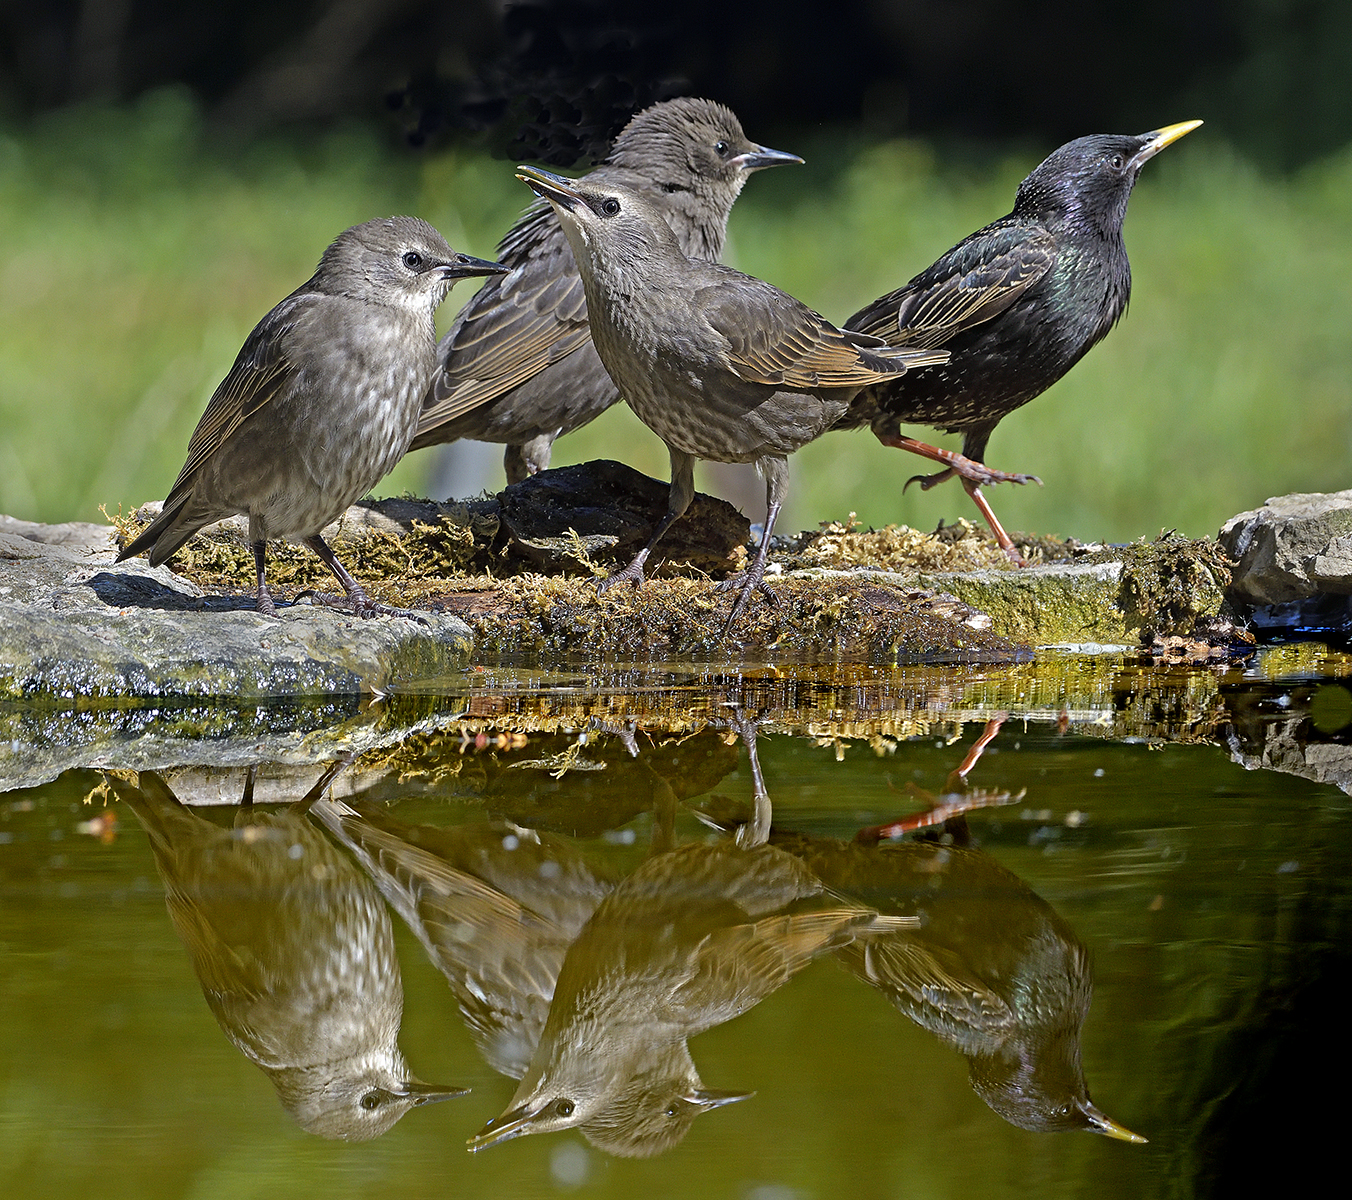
[721,716,1146,1142]
[108,760,468,1140]
[468,836,908,1156]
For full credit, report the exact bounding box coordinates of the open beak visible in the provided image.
[443,253,509,280]
[400,1079,470,1106]
[1131,119,1203,168]
[516,165,588,213]
[467,1100,542,1152]
[1079,1099,1148,1144]
[727,144,804,172]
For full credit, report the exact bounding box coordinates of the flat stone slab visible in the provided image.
[0,528,473,701]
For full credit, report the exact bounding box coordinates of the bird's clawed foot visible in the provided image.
[596,555,648,594]
[715,566,780,635]
[903,468,955,493]
[292,588,430,625]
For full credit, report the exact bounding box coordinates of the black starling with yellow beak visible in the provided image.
[840,122,1202,562]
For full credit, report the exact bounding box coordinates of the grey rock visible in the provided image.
[0,520,475,704]
[1219,490,1352,606]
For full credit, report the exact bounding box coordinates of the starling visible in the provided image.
[515,167,949,628]
[839,122,1202,562]
[468,840,889,1156]
[109,764,468,1140]
[409,98,803,482]
[309,799,614,1081]
[117,217,506,615]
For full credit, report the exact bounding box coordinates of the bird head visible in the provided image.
[313,216,507,312]
[969,1042,1146,1143]
[1014,121,1202,235]
[468,1041,752,1158]
[271,1056,469,1141]
[608,97,802,217]
[516,168,679,295]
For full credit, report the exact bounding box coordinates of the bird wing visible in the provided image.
[165,291,317,495]
[852,938,1015,1055]
[416,202,591,430]
[847,222,1055,349]
[668,907,875,1032]
[699,272,934,390]
[308,799,569,1079]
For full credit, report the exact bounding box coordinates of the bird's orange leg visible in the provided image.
[874,433,1039,566]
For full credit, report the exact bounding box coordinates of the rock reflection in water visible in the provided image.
[469,838,904,1157]
[109,762,468,1140]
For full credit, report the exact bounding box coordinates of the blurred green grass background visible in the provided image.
[2,89,1348,542]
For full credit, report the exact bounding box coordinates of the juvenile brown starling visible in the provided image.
[839,122,1201,562]
[468,840,903,1156]
[515,167,948,628]
[109,764,468,1140]
[409,98,802,482]
[309,799,614,1081]
[117,217,506,615]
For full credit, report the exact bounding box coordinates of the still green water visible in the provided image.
[2,650,1349,1199]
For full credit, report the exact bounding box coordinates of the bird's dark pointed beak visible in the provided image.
[1078,1098,1148,1143]
[1131,120,1203,168]
[685,1087,756,1111]
[442,253,509,280]
[727,144,804,172]
[467,1100,543,1152]
[516,165,587,213]
[400,1079,471,1106]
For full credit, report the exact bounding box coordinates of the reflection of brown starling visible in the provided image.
[516,166,948,629]
[111,766,467,1140]
[772,828,1144,1141]
[469,840,893,1156]
[410,98,802,481]
[309,799,614,1080]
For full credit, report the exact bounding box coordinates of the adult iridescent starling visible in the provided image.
[515,167,948,627]
[468,840,898,1156]
[109,764,468,1140]
[409,98,802,482]
[117,218,506,615]
[839,122,1201,562]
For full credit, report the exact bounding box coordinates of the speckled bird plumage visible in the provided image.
[110,766,467,1140]
[516,165,949,626]
[117,216,505,613]
[409,98,803,481]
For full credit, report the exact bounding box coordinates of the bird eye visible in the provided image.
[714,140,730,157]
[600,198,621,217]
[555,1099,575,1118]
[664,1103,679,1117]
[402,251,424,270]
[1108,154,1125,171]
[360,1091,381,1111]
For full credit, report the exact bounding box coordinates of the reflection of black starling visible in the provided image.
[838,123,1200,562]
[310,798,613,1081]
[111,767,467,1140]
[470,840,896,1156]
[772,827,1144,1141]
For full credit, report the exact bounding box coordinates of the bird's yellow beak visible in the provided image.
[1132,120,1203,166]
